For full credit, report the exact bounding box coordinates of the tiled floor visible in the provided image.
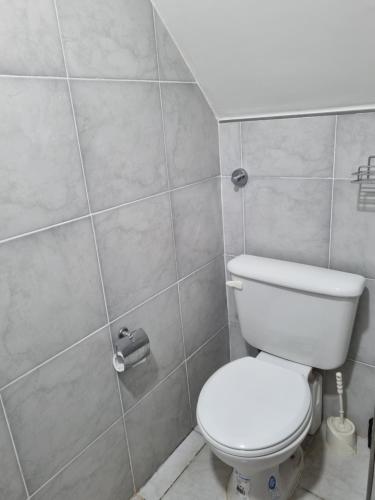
[134,426,370,500]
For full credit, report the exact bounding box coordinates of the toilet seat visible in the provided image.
[197,357,312,459]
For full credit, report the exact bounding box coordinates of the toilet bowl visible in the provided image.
[197,355,313,499]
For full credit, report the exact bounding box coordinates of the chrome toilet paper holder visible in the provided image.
[113,327,150,373]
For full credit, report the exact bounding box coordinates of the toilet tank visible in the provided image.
[227,255,365,370]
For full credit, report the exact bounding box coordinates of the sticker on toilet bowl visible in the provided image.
[235,470,251,496]
[268,475,280,499]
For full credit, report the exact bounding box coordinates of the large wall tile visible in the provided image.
[349,280,375,365]
[0,78,88,240]
[111,286,184,410]
[33,420,133,500]
[335,112,375,179]
[187,328,229,424]
[161,84,219,187]
[0,219,106,387]
[2,327,122,493]
[125,365,191,489]
[323,359,375,436]
[94,194,176,319]
[245,178,331,267]
[222,178,244,255]
[242,115,335,177]
[179,257,227,356]
[219,122,241,176]
[154,13,194,82]
[0,0,65,76]
[229,321,258,361]
[0,403,27,500]
[172,179,223,277]
[57,0,157,79]
[72,80,167,212]
[331,180,375,277]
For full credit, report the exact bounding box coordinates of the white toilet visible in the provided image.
[197,255,365,500]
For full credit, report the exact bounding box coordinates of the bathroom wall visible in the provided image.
[220,113,375,436]
[0,1,228,499]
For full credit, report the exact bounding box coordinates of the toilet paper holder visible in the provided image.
[112,327,150,373]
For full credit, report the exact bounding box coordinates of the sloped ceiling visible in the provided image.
[152,0,375,121]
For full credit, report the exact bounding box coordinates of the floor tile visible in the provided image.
[138,430,205,500]
[300,427,369,500]
[162,446,231,500]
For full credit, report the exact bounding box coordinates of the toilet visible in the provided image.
[197,255,365,500]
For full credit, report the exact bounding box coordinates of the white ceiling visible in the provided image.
[152,0,375,121]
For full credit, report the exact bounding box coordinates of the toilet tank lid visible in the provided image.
[227,255,365,298]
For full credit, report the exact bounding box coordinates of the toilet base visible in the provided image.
[227,447,304,500]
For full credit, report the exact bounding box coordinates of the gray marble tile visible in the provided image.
[187,328,229,424]
[0,78,88,240]
[163,445,231,500]
[172,179,223,278]
[323,359,375,437]
[154,13,194,82]
[301,426,368,500]
[219,122,241,176]
[349,279,375,365]
[94,194,176,319]
[331,180,375,278]
[161,84,219,188]
[111,286,184,411]
[225,255,239,323]
[229,321,258,361]
[0,0,65,76]
[0,218,106,387]
[0,402,27,500]
[71,80,167,212]
[56,0,157,79]
[245,178,331,267]
[179,258,227,356]
[2,327,122,494]
[222,178,244,255]
[139,430,204,500]
[125,365,191,489]
[242,115,335,177]
[32,420,133,500]
[335,112,375,179]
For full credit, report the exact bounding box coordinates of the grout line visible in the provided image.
[109,254,224,326]
[221,175,338,180]
[0,175,221,247]
[123,360,186,416]
[328,115,338,268]
[239,122,246,254]
[347,357,375,369]
[0,395,30,498]
[0,255,225,394]
[28,416,123,498]
[153,7,193,426]
[54,3,137,493]
[0,325,107,393]
[185,324,227,362]
[160,439,207,499]
[149,2,218,121]
[0,73,197,85]
[123,323,228,418]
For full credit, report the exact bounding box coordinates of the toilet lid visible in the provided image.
[197,357,311,452]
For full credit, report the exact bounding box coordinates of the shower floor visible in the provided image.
[133,424,369,500]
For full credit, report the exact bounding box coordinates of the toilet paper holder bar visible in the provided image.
[113,327,150,373]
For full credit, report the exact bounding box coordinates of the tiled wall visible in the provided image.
[0,1,228,499]
[220,113,375,436]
